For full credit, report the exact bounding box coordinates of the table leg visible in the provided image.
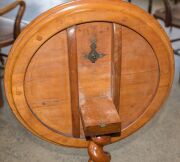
[88,136,111,162]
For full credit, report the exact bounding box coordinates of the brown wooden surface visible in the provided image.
[24,30,73,137]
[111,23,122,112]
[80,97,121,137]
[0,0,26,108]
[67,26,80,138]
[4,0,174,148]
[88,136,111,162]
[120,26,160,129]
[77,22,112,100]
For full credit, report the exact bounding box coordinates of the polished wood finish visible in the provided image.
[4,0,174,149]
[80,98,121,137]
[88,136,111,162]
[77,22,112,100]
[111,24,122,112]
[67,26,80,138]
[0,0,26,107]
[25,30,73,137]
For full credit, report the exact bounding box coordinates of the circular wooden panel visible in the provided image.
[5,0,174,148]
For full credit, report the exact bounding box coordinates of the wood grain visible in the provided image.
[80,97,121,137]
[111,23,122,112]
[24,30,73,137]
[4,0,174,148]
[67,26,80,138]
[76,22,112,101]
[119,26,160,129]
[88,136,111,162]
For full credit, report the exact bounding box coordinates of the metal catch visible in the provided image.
[85,39,105,63]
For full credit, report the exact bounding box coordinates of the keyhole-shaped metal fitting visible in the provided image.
[85,39,105,63]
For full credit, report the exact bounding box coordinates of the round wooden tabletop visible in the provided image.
[4,0,174,148]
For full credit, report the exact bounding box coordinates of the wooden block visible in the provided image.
[80,97,121,137]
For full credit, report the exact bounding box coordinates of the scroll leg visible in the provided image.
[88,136,111,162]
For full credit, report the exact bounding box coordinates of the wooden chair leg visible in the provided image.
[0,79,3,107]
[88,136,111,162]
[0,48,4,107]
[171,38,180,56]
[0,49,4,65]
[174,49,180,56]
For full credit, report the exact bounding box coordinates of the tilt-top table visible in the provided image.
[4,0,174,161]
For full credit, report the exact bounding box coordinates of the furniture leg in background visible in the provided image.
[0,0,26,107]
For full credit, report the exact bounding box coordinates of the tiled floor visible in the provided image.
[0,0,180,162]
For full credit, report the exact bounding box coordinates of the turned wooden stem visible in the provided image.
[88,136,111,162]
